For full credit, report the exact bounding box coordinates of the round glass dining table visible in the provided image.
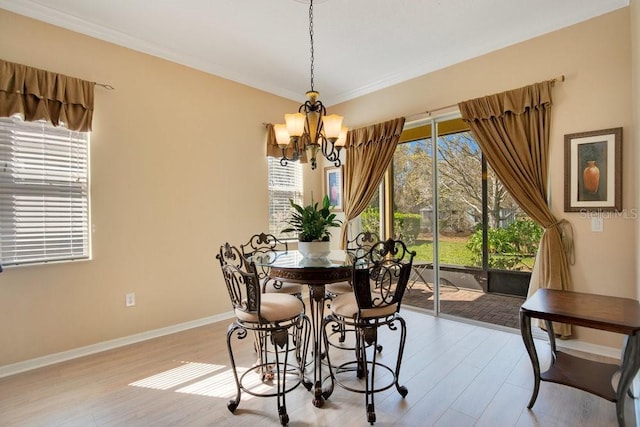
[251,249,352,407]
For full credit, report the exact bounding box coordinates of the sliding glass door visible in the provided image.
[382,114,537,327]
[434,120,484,319]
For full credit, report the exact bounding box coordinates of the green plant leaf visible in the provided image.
[281,196,343,242]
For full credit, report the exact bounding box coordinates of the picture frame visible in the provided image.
[324,166,343,212]
[564,127,622,212]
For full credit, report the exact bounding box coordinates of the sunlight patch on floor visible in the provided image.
[129,361,225,390]
[128,360,273,400]
[177,367,272,399]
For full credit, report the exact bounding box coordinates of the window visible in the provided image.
[0,116,90,266]
[268,157,303,238]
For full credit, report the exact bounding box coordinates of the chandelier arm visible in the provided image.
[320,137,339,163]
[321,136,341,168]
[280,149,300,166]
[300,99,325,114]
[280,137,302,166]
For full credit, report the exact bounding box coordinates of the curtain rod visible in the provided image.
[94,82,115,90]
[405,74,565,121]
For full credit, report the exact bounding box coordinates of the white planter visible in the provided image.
[298,241,331,259]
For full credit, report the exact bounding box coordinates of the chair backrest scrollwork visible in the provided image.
[240,233,289,291]
[346,231,379,261]
[217,242,262,316]
[352,238,416,314]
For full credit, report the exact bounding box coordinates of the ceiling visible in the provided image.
[0,0,629,106]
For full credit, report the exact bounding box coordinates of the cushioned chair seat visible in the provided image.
[236,293,304,323]
[329,292,398,320]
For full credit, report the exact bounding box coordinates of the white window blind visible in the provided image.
[0,116,90,266]
[268,157,302,238]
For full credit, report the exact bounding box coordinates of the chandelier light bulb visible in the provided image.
[334,126,348,147]
[273,124,291,148]
[322,114,343,141]
[285,113,306,137]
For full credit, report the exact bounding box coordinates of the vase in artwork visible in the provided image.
[583,160,600,193]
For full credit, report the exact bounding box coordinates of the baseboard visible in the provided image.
[0,311,235,379]
[553,336,622,360]
[520,325,622,360]
[406,306,623,360]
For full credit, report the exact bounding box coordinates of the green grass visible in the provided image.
[408,239,478,267]
[408,238,535,271]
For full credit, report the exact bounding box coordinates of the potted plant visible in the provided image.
[282,195,342,258]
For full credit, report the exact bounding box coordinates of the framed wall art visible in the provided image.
[324,166,343,212]
[564,127,622,212]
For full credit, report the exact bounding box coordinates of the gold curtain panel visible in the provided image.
[340,117,405,248]
[459,80,572,338]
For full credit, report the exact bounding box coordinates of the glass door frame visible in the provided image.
[429,112,465,316]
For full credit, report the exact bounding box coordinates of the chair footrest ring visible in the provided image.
[239,362,303,398]
[331,360,398,394]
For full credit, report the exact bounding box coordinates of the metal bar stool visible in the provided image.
[323,238,415,424]
[217,243,310,425]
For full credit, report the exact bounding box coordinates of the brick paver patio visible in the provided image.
[403,280,524,329]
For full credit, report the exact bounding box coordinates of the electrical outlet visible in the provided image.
[125,292,136,307]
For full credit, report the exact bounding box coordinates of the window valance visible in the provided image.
[0,59,94,131]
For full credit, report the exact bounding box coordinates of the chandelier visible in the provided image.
[274,0,347,170]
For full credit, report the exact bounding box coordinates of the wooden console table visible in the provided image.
[520,289,640,426]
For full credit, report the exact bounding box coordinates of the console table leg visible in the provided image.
[543,320,559,368]
[616,334,640,426]
[620,335,639,399]
[543,319,557,359]
[520,312,540,408]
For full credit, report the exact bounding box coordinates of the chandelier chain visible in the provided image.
[308,0,314,91]
[277,0,344,170]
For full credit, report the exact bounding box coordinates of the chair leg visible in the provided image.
[297,315,312,390]
[338,319,347,343]
[394,316,408,398]
[364,326,377,424]
[355,324,365,379]
[226,323,243,413]
[271,329,290,426]
[256,330,274,380]
[320,316,336,397]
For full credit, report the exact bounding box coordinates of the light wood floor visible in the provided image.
[0,307,635,426]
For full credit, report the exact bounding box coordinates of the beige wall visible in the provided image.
[331,8,635,348]
[0,9,300,366]
[0,6,636,367]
